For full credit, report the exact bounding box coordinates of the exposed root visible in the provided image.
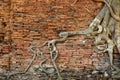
[103,0,120,21]
[43,0,120,79]
[5,46,38,79]
[4,0,120,79]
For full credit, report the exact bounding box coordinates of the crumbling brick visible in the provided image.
[0,0,105,72]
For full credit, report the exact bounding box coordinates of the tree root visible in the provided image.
[4,0,120,79]
[43,0,120,79]
[103,0,120,21]
[5,46,38,79]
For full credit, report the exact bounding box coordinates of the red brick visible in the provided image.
[0,0,104,71]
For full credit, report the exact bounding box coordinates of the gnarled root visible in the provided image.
[43,2,108,79]
[44,0,120,79]
[5,46,38,79]
[3,0,120,79]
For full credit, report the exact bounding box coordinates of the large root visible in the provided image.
[4,0,120,79]
[42,0,120,79]
[5,46,38,79]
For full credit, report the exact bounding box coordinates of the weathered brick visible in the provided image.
[0,0,107,72]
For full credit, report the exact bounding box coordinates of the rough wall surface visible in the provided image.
[0,0,102,72]
[1,0,117,79]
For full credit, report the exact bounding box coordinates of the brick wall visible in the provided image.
[0,0,103,73]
